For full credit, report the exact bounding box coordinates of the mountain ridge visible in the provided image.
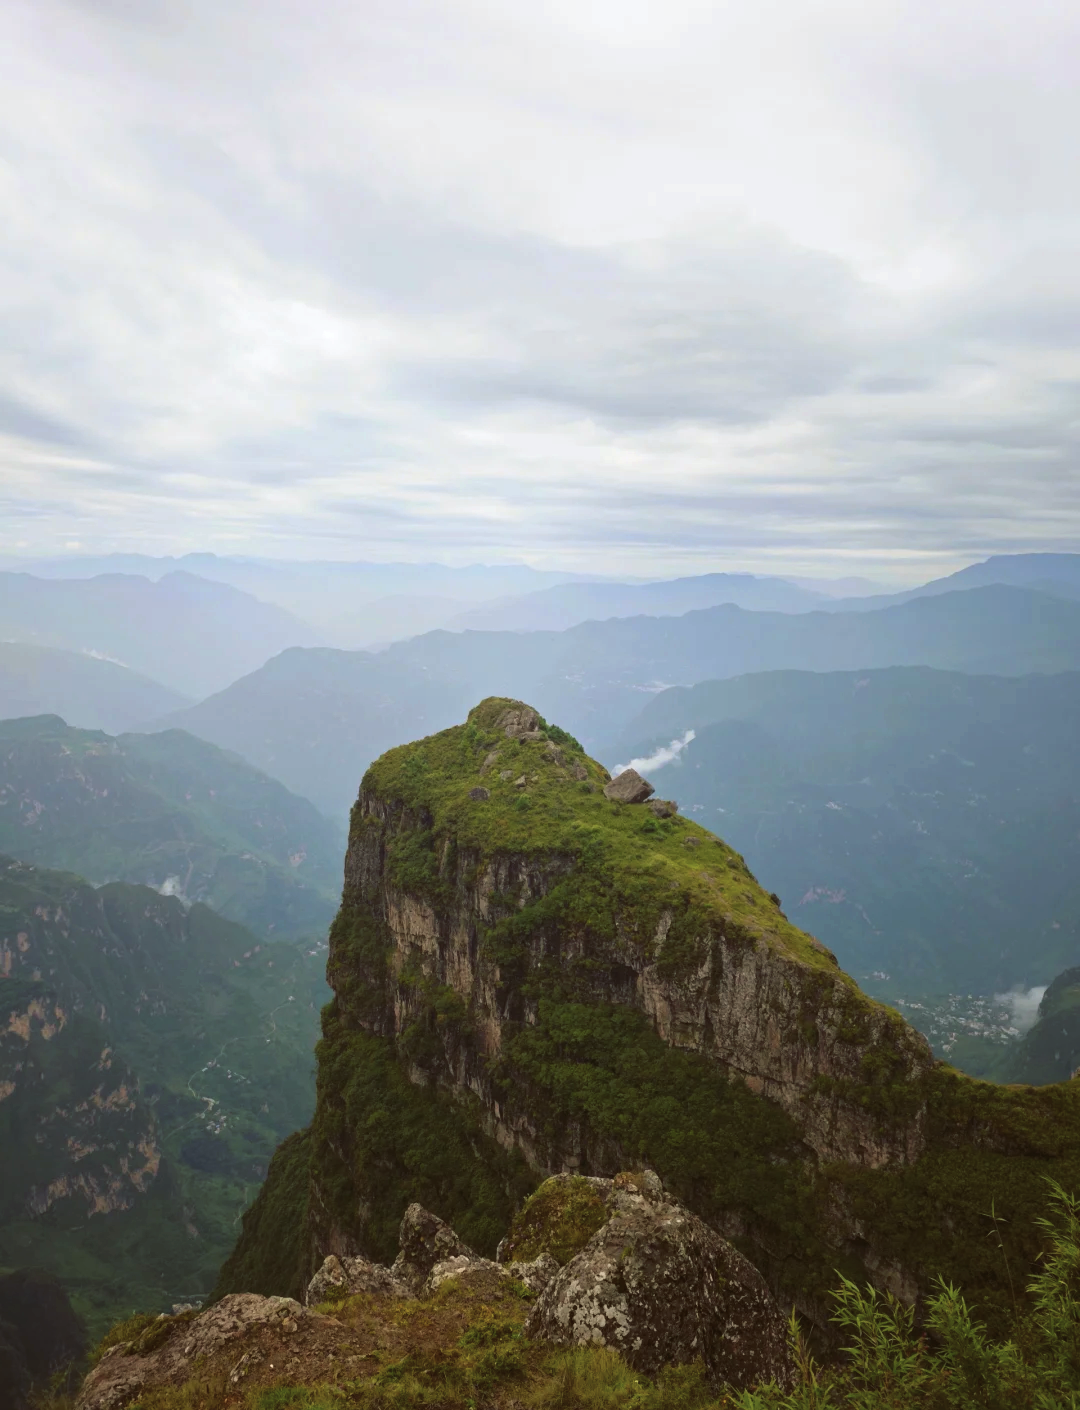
[154,586,1080,816]
[0,570,317,698]
[219,698,1080,1339]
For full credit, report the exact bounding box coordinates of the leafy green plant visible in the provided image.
[734,1181,1080,1409]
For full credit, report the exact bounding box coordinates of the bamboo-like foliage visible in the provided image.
[735,1182,1080,1409]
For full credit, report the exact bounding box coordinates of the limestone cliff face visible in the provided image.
[298,697,943,1313]
[340,790,932,1173]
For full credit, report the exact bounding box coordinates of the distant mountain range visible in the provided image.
[0,716,343,938]
[0,641,188,733]
[607,665,1080,994]
[445,555,1080,634]
[14,549,1077,649]
[0,570,316,698]
[2,555,601,649]
[447,571,828,632]
[0,858,324,1336]
[153,585,1080,815]
[830,553,1080,611]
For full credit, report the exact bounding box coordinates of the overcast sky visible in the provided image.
[1,0,1078,579]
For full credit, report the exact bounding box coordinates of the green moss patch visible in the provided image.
[500,1175,610,1265]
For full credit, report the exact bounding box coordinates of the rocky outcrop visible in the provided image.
[291,697,943,1324]
[647,798,678,818]
[525,1173,795,1393]
[603,768,655,804]
[305,1203,562,1306]
[305,1253,408,1304]
[76,1296,306,1410]
[300,1174,794,1393]
[392,1202,477,1294]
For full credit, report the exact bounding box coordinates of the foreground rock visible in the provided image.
[525,1173,796,1393]
[304,1253,408,1304]
[76,1295,305,1410]
[305,1203,560,1305]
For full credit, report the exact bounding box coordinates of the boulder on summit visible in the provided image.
[602,768,655,803]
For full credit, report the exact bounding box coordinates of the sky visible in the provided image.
[1,0,1079,580]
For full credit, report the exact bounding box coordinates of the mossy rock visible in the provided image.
[500,1174,610,1265]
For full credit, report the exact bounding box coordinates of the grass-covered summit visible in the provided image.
[361,695,845,978]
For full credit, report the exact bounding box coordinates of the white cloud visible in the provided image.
[614,729,695,778]
[995,985,1048,1035]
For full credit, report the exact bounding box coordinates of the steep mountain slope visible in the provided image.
[0,716,343,938]
[996,966,1080,1085]
[0,570,316,698]
[220,699,1080,1337]
[0,642,188,733]
[163,587,1080,817]
[0,859,325,1335]
[607,668,1080,993]
[0,1269,85,1410]
[448,572,825,632]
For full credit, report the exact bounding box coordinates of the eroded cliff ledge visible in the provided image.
[220,699,1080,1330]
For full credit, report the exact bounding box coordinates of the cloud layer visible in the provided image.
[1,0,1079,574]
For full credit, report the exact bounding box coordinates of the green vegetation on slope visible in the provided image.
[739,1181,1080,1408]
[212,1130,314,1302]
[0,857,326,1336]
[0,714,344,939]
[996,966,1080,1086]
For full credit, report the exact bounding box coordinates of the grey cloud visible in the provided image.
[0,391,97,449]
[0,0,1078,572]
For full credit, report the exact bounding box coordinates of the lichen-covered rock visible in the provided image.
[305,1253,412,1305]
[76,1296,305,1410]
[524,1188,795,1393]
[426,1251,562,1297]
[391,1204,479,1295]
[506,1252,561,1295]
[603,768,654,804]
[647,798,678,818]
